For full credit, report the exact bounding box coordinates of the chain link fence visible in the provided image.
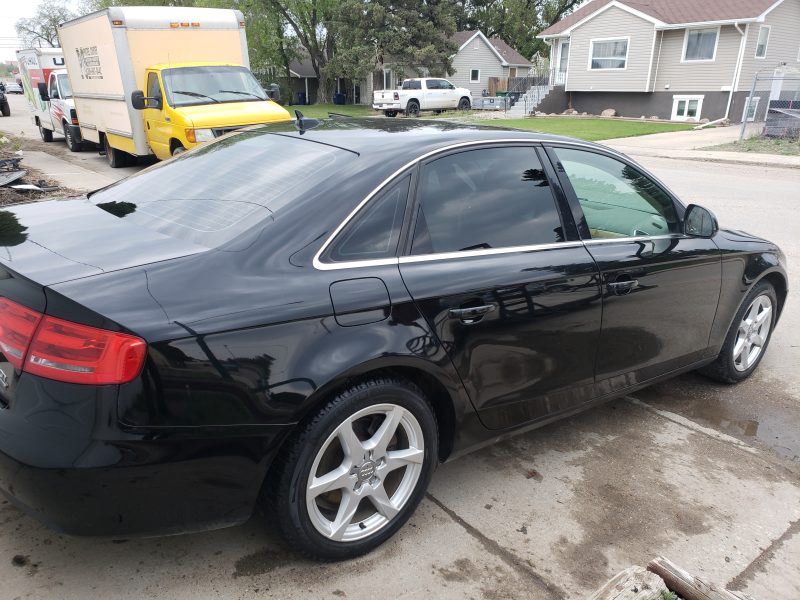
[739,69,800,141]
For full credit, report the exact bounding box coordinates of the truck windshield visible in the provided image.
[57,74,73,99]
[88,131,355,248]
[161,66,268,107]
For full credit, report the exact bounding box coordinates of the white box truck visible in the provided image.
[16,48,84,151]
[58,6,291,167]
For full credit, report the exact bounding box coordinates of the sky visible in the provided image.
[0,0,83,62]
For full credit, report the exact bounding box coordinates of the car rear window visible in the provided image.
[90,133,354,248]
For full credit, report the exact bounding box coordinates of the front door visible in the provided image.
[557,40,570,85]
[143,71,171,158]
[398,145,603,430]
[546,145,721,396]
[47,73,63,133]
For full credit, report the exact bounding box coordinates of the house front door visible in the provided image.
[557,40,569,85]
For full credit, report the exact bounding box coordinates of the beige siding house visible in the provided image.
[449,31,533,97]
[539,0,800,122]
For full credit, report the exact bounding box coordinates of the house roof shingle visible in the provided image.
[453,31,533,66]
[539,0,780,36]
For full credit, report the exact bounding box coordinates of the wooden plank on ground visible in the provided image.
[647,556,754,600]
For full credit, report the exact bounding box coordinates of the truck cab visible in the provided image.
[40,70,82,151]
[132,62,290,160]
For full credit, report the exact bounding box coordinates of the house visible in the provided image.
[449,31,534,96]
[537,0,800,122]
[362,31,533,103]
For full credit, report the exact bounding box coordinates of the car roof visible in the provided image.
[245,117,608,162]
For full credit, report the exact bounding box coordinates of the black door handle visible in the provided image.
[448,304,496,324]
[607,279,639,295]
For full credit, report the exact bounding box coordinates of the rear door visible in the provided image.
[398,144,603,430]
[545,145,721,395]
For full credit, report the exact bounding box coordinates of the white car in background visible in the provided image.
[373,77,471,117]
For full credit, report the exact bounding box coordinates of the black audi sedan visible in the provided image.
[0,119,787,560]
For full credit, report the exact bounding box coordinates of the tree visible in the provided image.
[328,0,459,86]
[457,0,582,60]
[15,0,77,48]
[260,0,341,103]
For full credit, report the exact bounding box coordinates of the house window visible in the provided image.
[671,95,704,121]
[589,38,628,70]
[743,97,761,122]
[470,69,480,83]
[383,69,393,89]
[755,26,770,59]
[683,28,718,61]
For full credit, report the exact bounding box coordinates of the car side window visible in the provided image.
[147,72,162,101]
[410,147,564,255]
[552,147,678,239]
[426,80,440,90]
[325,174,410,262]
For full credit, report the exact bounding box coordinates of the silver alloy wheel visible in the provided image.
[733,294,773,372]
[305,403,425,542]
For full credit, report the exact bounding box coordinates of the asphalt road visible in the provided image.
[1,92,799,599]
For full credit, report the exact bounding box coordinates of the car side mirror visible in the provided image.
[37,81,49,102]
[684,204,718,238]
[131,90,161,110]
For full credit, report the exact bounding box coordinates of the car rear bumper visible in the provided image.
[373,103,402,110]
[0,374,291,537]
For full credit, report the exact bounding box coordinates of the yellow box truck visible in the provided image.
[58,6,291,167]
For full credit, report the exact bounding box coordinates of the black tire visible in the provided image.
[63,122,81,152]
[698,281,777,383]
[458,97,471,111]
[104,135,131,168]
[406,100,420,117]
[384,110,397,118]
[171,144,186,157]
[39,124,53,142]
[0,102,9,117]
[268,377,438,560]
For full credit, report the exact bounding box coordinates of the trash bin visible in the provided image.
[296,92,307,105]
[333,93,345,105]
[496,91,508,97]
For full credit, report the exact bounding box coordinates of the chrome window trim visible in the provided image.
[399,241,585,264]
[583,234,686,245]
[313,137,623,271]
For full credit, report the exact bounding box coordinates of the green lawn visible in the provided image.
[289,103,376,118]
[286,104,695,141]
[702,136,800,156]
[475,117,695,141]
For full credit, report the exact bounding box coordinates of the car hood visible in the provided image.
[180,100,291,128]
[0,197,206,286]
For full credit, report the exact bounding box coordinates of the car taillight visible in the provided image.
[0,297,146,384]
[0,298,42,369]
[393,92,399,100]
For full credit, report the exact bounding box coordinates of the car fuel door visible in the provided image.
[398,145,603,430]
[546,145,721,396]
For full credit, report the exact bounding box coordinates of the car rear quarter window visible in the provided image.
[90,133,355,248]
[410,147,564,255]
[325,175,410,262]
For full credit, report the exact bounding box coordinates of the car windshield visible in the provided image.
[161,65,268,107]
[89,132,354,248]
[57,74,73,99]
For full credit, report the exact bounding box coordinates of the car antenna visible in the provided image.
[294,109,321,133]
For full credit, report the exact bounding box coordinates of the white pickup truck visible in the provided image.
[373,78,471,117]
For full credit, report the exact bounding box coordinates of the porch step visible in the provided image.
[505,85,551,117]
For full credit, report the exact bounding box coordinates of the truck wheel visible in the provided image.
[63,122,81,152]
[458,97,471,111]
[39,124,53,142]
[1,102,9,117]
[384,110,397,118]
[104,135,132,168]
[171,144,186,157]
[406,100,420,118]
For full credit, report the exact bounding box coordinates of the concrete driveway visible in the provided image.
[1,96,799,599]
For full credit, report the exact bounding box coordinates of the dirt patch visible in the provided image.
[550,402,721,589]
[1,137,80,206]
[232,547,296,578]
